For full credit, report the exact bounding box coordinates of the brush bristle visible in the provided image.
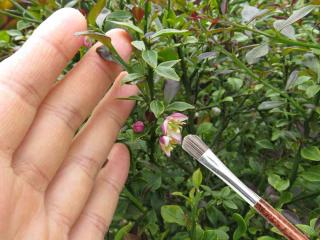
[182,135,209,160]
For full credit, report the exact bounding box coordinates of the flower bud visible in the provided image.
[132,121,144,133]
[212,107,221,116]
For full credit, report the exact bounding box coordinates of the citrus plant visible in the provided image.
[1,0,320,239]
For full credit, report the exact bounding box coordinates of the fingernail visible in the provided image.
[101,158,109,169]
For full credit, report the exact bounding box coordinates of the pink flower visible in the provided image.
[160,135,174,157]
[161,113,188,144]
[160,112,188,157]
[83,36,94,48]
[132,121,145,133]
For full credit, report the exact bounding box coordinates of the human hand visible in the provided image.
[0,8,137,240]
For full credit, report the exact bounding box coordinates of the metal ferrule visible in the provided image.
[199,149,260,206]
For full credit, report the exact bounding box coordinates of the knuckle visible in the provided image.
[85,54,115,82]
[34,34,69,63]
[13,160,49,192]
[0,74,42,108]
[82,211,109,234]
[99,176,122,195]
[48,202,73,230]
[41,102,84,131]
[104,108,123,129]
[69,154,102,181]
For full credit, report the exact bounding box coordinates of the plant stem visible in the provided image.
[289,145,302,188]
[286,190,320,205]
[9,0,37,20]
[144,0,149,34]
[0,10,41,23]
[173,36,196,133]
[216,46,305,115]
[122,187,147,213]
[232,23,320,50]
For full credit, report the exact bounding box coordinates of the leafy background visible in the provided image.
[1,0,320,239]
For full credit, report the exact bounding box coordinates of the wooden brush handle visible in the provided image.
[254,199,308,240]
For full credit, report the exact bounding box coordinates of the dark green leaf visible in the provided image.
[301,166,320,182]
[142,50,158,68]
[114,222,134,240]
[121,73,145,84]
[301,146,320,161]
[158,60,181,67]
[107,20,144,34]
[155,66,180,81]
[151,28,188,39]
[258,100,285,110]
[75,31,112,48]
[166,101,194,112]
[268,174,290,192]
[232,213,247,240]
[87,0,106,26]
[150,100,164,118]
[131,40,145,51]
[161,205,186,226]
[192,168,202,188]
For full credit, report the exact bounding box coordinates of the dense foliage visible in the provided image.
[1,0,320,239]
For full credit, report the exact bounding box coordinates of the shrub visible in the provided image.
[1,0,320,239]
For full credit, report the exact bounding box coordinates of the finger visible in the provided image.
[69,143,130,240]
[45,77,137,233]
[13,29,132,191]
[0,8,86,156]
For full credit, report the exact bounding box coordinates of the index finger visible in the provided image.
[0,8,86,156]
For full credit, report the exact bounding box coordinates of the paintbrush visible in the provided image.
[182,135,308,240]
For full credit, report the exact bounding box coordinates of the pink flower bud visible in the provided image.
[83,36,94,48]
[132,121,144,133]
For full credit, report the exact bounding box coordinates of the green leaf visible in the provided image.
[107,20,144,34]
[166,101,194,112]
[158,60,181,67]
[258,100,285,110]
[305,85,320,98]
[150,100,164,118]
[301,165,320,182]
[278,5,318,30]
[227,77,243,90]
[131,40,145,51]
[257,237,278,240]
[0,31,10,42]
[223,200,238,210]
[17,20,32,31]
[285,70,299,90]
[114,222,134,240]
[155,66,180,81]
[151,28,188,39]
[256,139,274,149]
[245,43,269,64]
[161,205,186,226]
[268,174,290,192]
[142,50,158,68]
[75,31,112,48]
[232,213,247,240]
[301,146,320,161]
[296,224,317,237]
[121,73,145,84]
[273,20,296,39]
[87,0,106,26]
[204,229,229,240]
[192,168,202,188]
[107,10,131,21]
